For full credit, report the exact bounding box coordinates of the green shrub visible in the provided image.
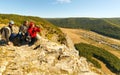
[75,43,120,73]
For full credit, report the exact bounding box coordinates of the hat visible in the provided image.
[9,20,14,25]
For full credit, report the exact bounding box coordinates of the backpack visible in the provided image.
[25,35,31,42]
[0,26,11,40]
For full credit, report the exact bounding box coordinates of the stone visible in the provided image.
[0,35,102,75]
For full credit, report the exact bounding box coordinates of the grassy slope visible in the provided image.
[0,14,67,45]
[46,18,120,40]
[75,43,120,74]
[103,18,120,27]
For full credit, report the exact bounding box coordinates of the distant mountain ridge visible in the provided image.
[45,18,120,40]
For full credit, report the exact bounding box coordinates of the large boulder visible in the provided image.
[0,36,103,75]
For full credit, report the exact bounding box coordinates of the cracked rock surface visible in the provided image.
[0,36,102,75]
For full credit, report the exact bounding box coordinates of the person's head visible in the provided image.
[23,20,28,26]
[29,22,35,28]
[9,20,14,27]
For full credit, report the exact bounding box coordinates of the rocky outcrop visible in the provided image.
[0,36,102,75]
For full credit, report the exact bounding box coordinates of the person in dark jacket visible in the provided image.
[28,22,40,45]
[0,20,14,45]
[12,21,29,46]
[19,21,29,35]
[17,21,29,42]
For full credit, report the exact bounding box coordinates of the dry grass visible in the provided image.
[60,28,89,44]
[60,27,120,75]
[93,58,116,75]
[0,24,6,28]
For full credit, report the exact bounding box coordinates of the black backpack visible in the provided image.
[25,35,31,42]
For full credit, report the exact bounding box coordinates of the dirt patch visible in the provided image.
[60,28,89,44]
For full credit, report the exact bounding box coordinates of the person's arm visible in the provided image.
[19,26,24,32]
[0,28,3,34]
[35,27,40,32]
[4,28,10,44]
[28,28,33,36]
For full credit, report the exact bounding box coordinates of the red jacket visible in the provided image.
[28,27,40,38]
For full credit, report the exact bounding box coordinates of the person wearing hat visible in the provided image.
[0,20,15,45]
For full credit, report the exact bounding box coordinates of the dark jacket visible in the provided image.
[19,25,28,35]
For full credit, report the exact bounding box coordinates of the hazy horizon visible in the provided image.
[1,13,120,19]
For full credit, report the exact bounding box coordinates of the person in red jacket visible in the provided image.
[28,22,40,45]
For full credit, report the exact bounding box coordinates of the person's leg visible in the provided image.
[17,33,27,44]
[9,33,17,41]
[36,34,41,40]
[10,33,22,46]
[29,37,37,46]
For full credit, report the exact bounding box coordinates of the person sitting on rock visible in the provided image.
[0,20,15,45]
[27,22,41,46]
[13,20,29,46]
[17,21,29,43]
[19,21,29,36]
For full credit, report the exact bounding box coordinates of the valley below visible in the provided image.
[60,27,120,75]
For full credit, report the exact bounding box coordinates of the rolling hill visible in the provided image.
[46,18,120,40]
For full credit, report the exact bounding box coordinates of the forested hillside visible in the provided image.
[75,43,120,74]
[46,18,120,39]
[0,14,67,45]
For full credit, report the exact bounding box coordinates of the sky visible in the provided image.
[0,0,120,18]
